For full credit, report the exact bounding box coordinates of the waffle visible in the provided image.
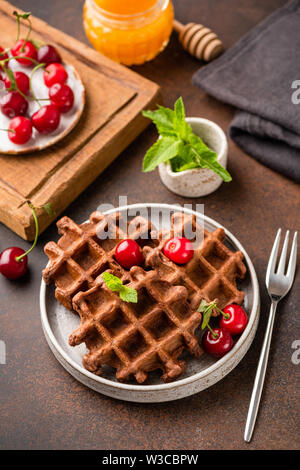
[145,212,246,313]
[43,210,246,384]
[71,266,203,383]
[42,211,153,310]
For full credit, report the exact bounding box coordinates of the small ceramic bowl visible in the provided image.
[158,117,228,197]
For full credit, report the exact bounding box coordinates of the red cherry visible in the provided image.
[202,327,234,358]
[0,46,9,71]
[4,71,30,95]
[11,39,37,67]
[37,45,62,65]
[32,104,60,134]
[220,304,248,336]
[8,116,32,144]
[115,239,144,269]
[43,63,68,88]
[163,237,194,264]
[0,91,28,118]
[0,247,28,279]
[49,83,74,113]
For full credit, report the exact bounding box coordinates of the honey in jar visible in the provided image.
[83,0,174,65]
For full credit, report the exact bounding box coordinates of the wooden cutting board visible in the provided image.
[0,1,161,241]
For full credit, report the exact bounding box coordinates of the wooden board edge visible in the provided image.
[1,88,162,241]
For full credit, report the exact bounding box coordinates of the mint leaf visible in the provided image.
[197,299,209,313]
[201,304,214,330]
[170,143,198,172]
[142,98,232,182]
[173,97,189,140]
[175,161,199,172]
[187,133,214,158]
[102,272,138,303]
[42,203,55,217]
[142,106,177,137]
[102,272,123,291]
[119,286,138,303]
[198,299,213,330]
[190,145,232,182]
[142,137,183,172]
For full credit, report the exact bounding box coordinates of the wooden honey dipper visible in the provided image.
[173,19,224,62]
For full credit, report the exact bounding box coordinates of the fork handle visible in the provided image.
[244,300,277,442]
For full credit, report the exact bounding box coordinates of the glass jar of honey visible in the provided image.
[83,0,174,65]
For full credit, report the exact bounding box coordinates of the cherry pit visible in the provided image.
[0,11,76,146]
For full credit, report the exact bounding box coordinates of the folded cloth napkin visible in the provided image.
[193,0,300,183]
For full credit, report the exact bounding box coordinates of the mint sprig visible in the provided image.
[102,272,138,304]
[198,299,229,331]
[198,299,215,330]
[142,97,232,182]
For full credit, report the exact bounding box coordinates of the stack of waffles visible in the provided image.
[43,211,246,383]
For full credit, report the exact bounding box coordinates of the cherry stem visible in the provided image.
[1,63,28,101]
[0,55,40,67]
[23,17,32,50]
[1,56,48,104]
[207,324,219,339]
[15,203,39,262]
[212,302,230,320]
[0,128,15,133]
[14,12,21,42]
[13,11,32,50]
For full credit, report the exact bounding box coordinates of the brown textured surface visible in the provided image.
[0,0,299,450]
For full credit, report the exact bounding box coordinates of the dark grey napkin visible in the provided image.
[193,0,300,183]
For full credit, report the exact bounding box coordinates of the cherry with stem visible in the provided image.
[0,202,53,280]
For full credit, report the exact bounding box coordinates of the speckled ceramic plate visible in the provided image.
[40,203,260,402]
[0,60,85,155]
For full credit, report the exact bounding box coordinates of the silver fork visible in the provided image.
[244,228,298,442]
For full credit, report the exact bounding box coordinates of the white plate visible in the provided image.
[40,203,260,402]
[0,60,85,154]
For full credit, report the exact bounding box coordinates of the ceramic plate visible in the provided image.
[40,203,260,402]
[0,60,85,154]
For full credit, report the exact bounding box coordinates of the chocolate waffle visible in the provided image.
[145,212,246,313]
[43,210,246,383]
[71,266,203,383]
[42,211,153,310]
